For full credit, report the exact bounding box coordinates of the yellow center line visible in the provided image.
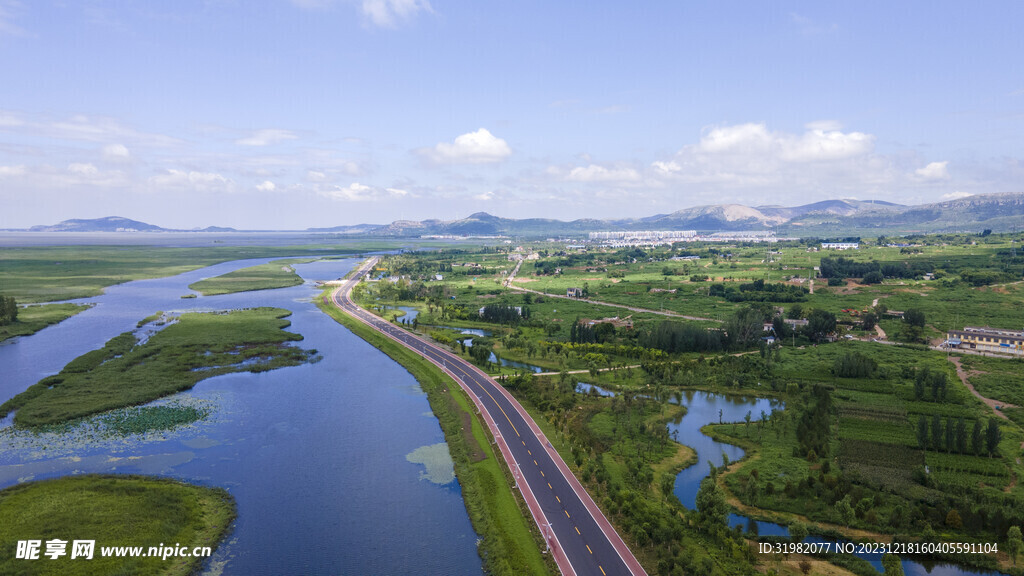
[547,482,552,489]
[540,470,545,477]
[449,363,521,437]
[599,566,606,575]
[533,460,538,466]
[522,440,526,446]
[527,450,531,456]
[574,526,580,535]
[586,545,593,555]
[556,496,561,503]
[564,510,570,519]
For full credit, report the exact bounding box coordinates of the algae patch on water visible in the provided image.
[406,443,456,485]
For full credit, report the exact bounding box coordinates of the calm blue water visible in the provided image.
[461,338,544,373]
[669,391,1003,576]
[576,382,616,397]
[0,258,483,576]
[385,305,420,323]
[430,325,493,337]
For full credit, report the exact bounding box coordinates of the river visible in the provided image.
[667,390,1004,576]
[0,257,483,576]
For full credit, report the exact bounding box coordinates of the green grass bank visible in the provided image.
[0,474,235,576]
[0,303,91,343]
[316,287,553,576]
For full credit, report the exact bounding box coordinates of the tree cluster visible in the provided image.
[832,352,877,378]
[913,367,948,402]
[0,295,16,325]
[707,278,808,303]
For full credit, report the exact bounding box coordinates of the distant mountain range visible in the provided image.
[15,192,1024,237]
[25,216,237,233]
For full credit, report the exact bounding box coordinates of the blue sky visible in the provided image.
[1,1,1022,229]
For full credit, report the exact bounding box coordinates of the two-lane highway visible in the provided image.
[331,258,647,576]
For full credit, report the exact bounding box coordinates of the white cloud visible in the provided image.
[697,122,873,162]
[419,128,512,165]
[236,129,299,147]
[651,161,682,174]
[318,182,408,201]
[102,143,131,160]
[68,162,99,175]
[915,161,950,180]
[149,169,232,191]
[307,170,327,182]
[941,191,973,200]
[0,164,26,176]
[256,180,277,192]
[565,164,641,183]
[362,0,432,28]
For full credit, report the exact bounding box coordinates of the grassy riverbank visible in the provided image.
[0,303,91,343]
[0,474,235,576]
[188,259,311,295]
[316,287,553,576]
[0,307,315,427]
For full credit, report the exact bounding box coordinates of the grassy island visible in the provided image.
[188,259,311,296]
[0,307,315,427]
[0,475,235,576]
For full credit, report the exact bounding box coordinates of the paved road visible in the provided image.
[331,258,647,576]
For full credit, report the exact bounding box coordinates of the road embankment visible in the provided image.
[316,288,553,576]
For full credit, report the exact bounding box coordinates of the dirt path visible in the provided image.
[535,365,641,376]
[509,284,721,323]
[874,324,886,340]
[948,356,1017,420]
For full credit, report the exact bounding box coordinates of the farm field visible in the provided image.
[358,235,1024,575]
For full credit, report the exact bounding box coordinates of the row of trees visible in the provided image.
[917,415,1002,456]
[0,295,17,325]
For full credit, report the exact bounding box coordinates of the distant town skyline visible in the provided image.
[1,1,1022,229]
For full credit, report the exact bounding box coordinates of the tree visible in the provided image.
[945,417,956,454]
[695,476,728,527]
[931,415,943,451]
[835,495,855,525]
[803,309,837,343]
[903,308,926,342]
[956,417,968,454]
[863,270,884,284]
[904,308,926,328]
[787,304,804,320]
[917,417,929,450]
[946,509,963,529]
[0,295,16,325]
[1008,526,1023,566]
[861,311,877,331]
[881,553,905,576]
[972,419,984,455]
[789,522,808,545]
[725,307,765,350]
[986,419,1002,456]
